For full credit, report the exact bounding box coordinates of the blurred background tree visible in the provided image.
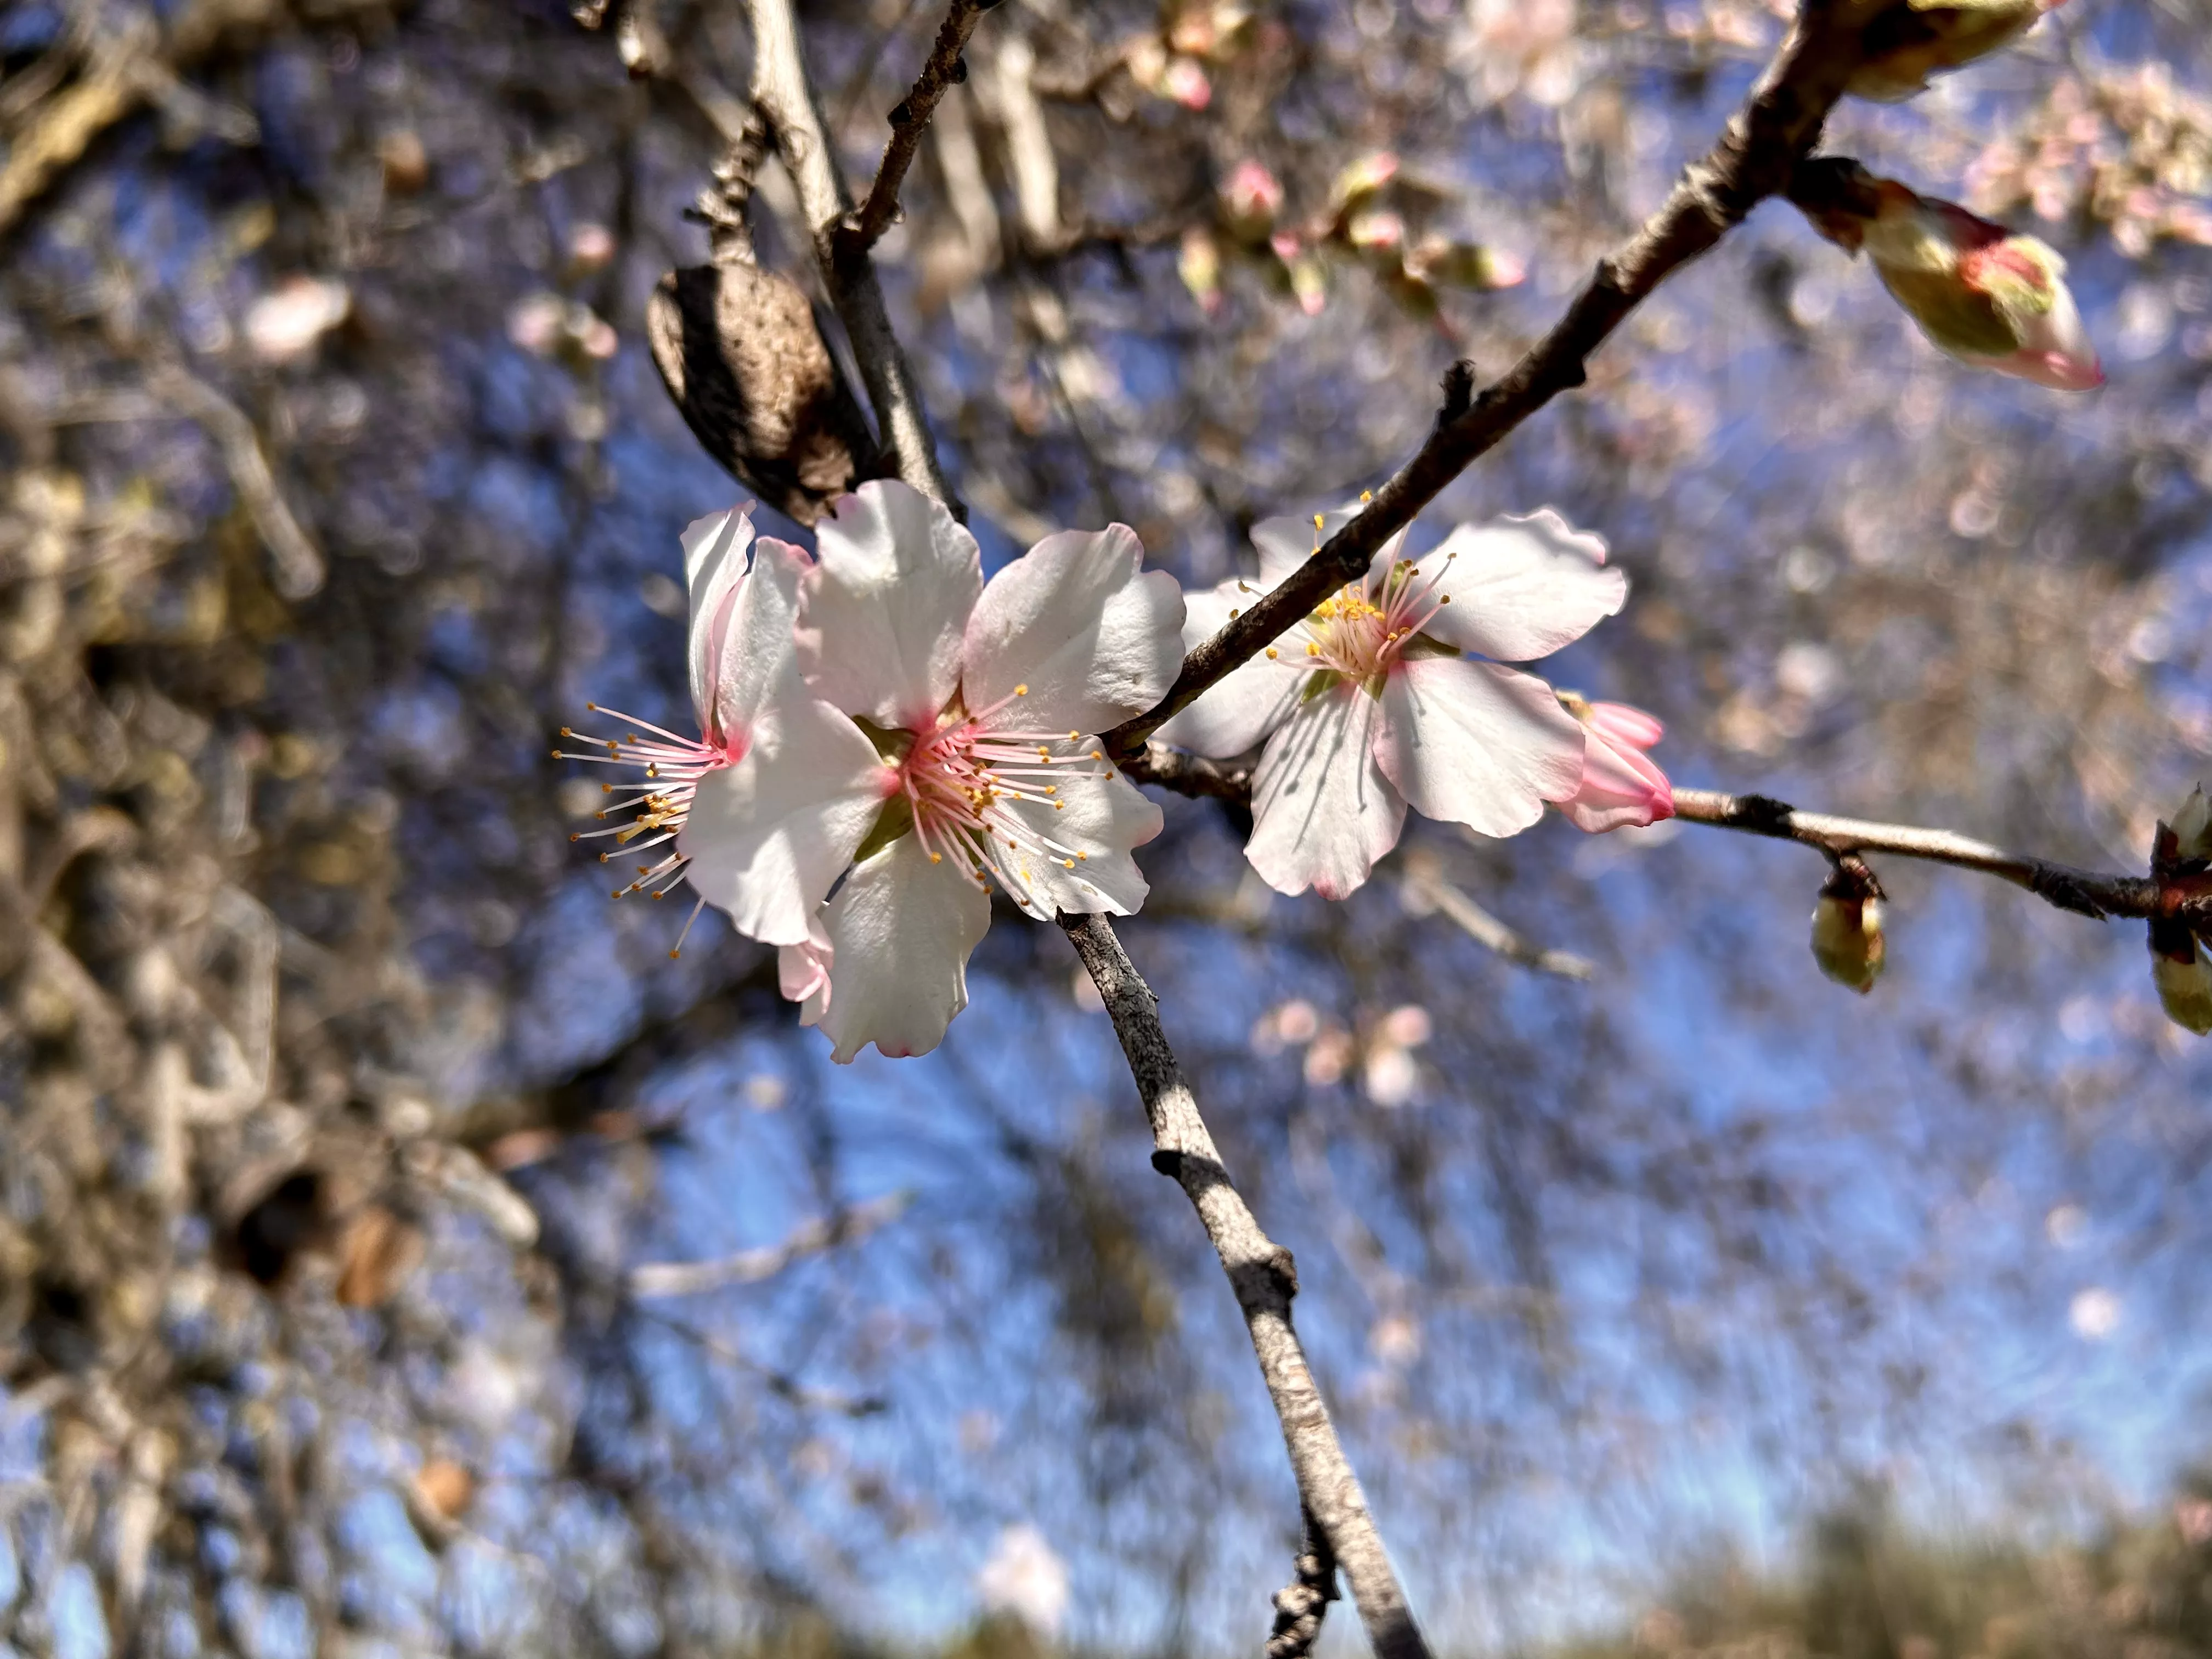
[2,0,2211,1654]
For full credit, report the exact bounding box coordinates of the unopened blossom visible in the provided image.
[1850,0,2064,103]
[1158,506,1626,899]
[790,480,1183,1062]
[1810,861,1886,994]
[1809,175,2102,390]
[2149,786,2212,1036]
[1558,695,1674,833]
[556,506,893,955]
[1220,160,1284,241]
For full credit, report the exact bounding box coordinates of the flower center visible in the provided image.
[1283,554,1454,688]
[555,702,743,955]
[895,684,1111,901]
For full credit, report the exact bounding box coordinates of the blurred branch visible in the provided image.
[1671,788,2183,924]
[150,367,326,600]
[1056,912,1436,1659]
[1102,0,1887,758]
[746,0,960,506]
[628,1192,911,1297]
[839,0,994,256]
[1400,856,1595,980]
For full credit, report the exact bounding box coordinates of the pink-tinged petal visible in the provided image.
[777,917,833,1027]
[1247,681,1407,899]
[679,695,897,947]
[1376,659,1584,838]
[1989,281,2104,388]
[1584,699,1664,751]
[1152,582,1303,758]
[1412,509,1626,662]
[1560,720,1674,834]
[680,506,754,742]
[962,524,1186,735]
[798,480,981,730]
[990,769,1164,920]
[813,836,992,1064]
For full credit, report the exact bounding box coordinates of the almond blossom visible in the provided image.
[788,480,1184,1062]
[1808,175,2102,390]
[1558,695,1674,833]
[556,506,895,955]
[1156,506,1626,899]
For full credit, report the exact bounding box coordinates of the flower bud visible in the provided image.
[1179,226,1223,314]
[1220,160,1284,242]
[2151,786,2212,1035]
[1808,173,2102,391]
[1850,0,2064,104]
[2151,921,2212,1037]
[1556,693,1674,834]
[1810,859,1886,994]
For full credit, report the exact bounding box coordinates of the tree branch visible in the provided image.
[1099,0,1886,759]
[1119,742,1255,803]
[1056,912,1435,1659]
[839,0,993,257]
[746,0,960,506]
[1668,788,2195,925]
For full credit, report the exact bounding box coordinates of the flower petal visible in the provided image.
[709,536,818,746]
[1989,279,2104,389]
[679,695,896,947]
[989,768,1164,920]
[1246,681,1406,899]
[1585,699,1664,751]
[680,507,754,742]
[798,480,981,730]
[1152,582,1304,758]
[1411,509,1626,662]
[777,917,833,1027]
[814,836,993,1063]
[1376,658,1584,838]
[1561,723,1675,834]
[962,524,1186,733]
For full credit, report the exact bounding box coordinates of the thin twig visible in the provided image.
[627,1192,911,1297]
[1400,857,1595,980]
[840,0,992,256]
[1057,913,1435,1659]
[150,366,326,600]
[1669,787,2197,925]
[747,0,961,507]
[1099,0,1887,760]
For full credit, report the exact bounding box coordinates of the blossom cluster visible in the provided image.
[561,481,1671,1062]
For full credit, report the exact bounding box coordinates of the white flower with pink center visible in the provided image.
[1157,505,1627,898]
[787,480,1183,1062]
[557,506,897,955]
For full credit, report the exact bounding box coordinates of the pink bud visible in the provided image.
[1163,57,1212,109]
[1221,160,1284,235]
[1559,699,1673,834]
[1824,176,2103,391]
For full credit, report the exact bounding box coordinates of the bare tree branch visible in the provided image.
[1400,855,1595,980]
[1120,742,1256,803]
[1669,787,2201,925]
[1057,912,1436,1659]
[746,0,960,506]
[1100,0,1886,759]
[840,0,994,257]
